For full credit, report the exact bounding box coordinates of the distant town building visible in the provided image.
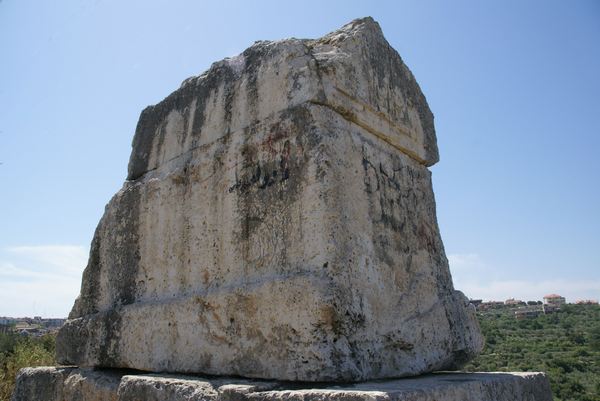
[469,299,482,308]
[0,316,66,336]
[542,304,559,314]
[575,299,599,305]
[514,303,559,320]
[505,298,524,306]
[477,301,505,311]
[543,294,566,306]
[514,307,542,320]
[0,317,17,325]
[43,318,66,328]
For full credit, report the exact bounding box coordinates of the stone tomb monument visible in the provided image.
[13,17,552,401]
[57,16,481,381]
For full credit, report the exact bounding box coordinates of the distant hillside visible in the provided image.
[464,304,600,401]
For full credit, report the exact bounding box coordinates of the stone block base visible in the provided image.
[12,366,552,401]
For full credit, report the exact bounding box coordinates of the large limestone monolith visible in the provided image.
[56,17,484,381]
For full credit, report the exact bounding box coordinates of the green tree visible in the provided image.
[0,335,55,401]
[589,325,600,351]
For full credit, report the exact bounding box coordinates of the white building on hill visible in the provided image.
[543,294,566,305]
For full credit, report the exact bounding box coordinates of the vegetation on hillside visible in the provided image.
[0,333,55,401]
[464,304,600,401]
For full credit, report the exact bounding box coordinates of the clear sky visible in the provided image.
[1,0,599,317]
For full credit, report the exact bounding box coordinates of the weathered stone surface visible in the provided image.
[56,17,483,381]
[11,367,120,401]
[12,367,553,401]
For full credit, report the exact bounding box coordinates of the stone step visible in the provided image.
[12,366,552,401]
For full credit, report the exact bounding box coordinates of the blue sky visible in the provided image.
[1,1,599,317]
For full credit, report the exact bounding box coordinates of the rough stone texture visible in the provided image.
[12,367,553,401]
[56,17,483,381]
[11,367,120,401]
